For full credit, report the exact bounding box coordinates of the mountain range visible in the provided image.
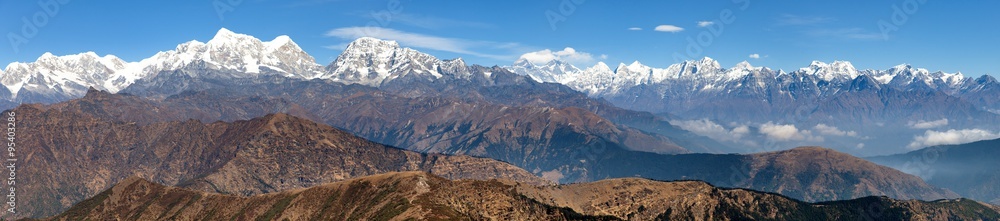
[509,56,1000,155]
[48,172,1000,221]
[10,98,547,217]
[6,28,1000,155]
[509,57,997,116]
[12,88,964,218]
[869,138,1000,205]
[6,28,1000,219]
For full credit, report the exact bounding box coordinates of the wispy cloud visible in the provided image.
[285,0,343,7]
[324,27,517,60]
[654,25,684,33]
[372,13,495,29]
[776,14,834,26]
[697,21,714,27]
[908,118,949,129]
[627,27,642,31]
[748,54,760,59]
[807,28,884,40]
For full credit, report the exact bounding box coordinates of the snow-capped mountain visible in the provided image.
[2,27,998,131]
[0,28,323,103]
[508,57,978,98]
[319,37,472,87]
[0,29,487,103]
[505,56,1000,133]
[507,58,580,83]
[796,61,860,82]
[1,52,131,102]
[138,28,323,80]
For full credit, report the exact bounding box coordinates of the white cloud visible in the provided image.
[697,21,714,27]
[733,125,750,135]
[670,119,749,142]
[654,25,684,33]
[599,54,608,60]
[813,124,858,137]
[386,13,494,29]
[748,54,760,59]
[540,169,564,183]
[856,143,865,149]
[760,122,822,142]
[908,118,949,129]
[325,27,512,60]
[627,27,642,31]
[908,129,1000,149]
[518,47,596,66]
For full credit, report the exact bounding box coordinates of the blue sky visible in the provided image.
[2,0,998,76]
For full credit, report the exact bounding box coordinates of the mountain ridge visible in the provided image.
[9,100,548,218]
[48,171,1000,221]
[6,27,997,109]
[22,89,956,205]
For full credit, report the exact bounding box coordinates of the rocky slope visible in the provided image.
[744,147,958,202]
[47,172,603,221]
[48,171,1000,221]
[95,84,688,182]
[9,103,546,218]
[22,90,958,205]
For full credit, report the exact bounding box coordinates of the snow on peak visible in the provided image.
[809,60,825,67]
[799,60,858,81]
[266,35,296,51]
[732,61,754,70]
[138,28,322,78]
[1,51,134,96]
[38,52,57,60]
[591,61,611,72]
[697,57,722,69]
[323,37,457,86]
[891,63,913,70]
[509,58,579,83]
[628,60,646,70]
[676,57,723,73]
[513,58,534,67]
[211,28,240,42]
[206,28,252,47]
[345,37,401,52]
[561,61,616,95]
[545,59,568,66]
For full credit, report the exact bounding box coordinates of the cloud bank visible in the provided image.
[908,129,1000,149]
[670,119,749,142]
[760,122,823,142]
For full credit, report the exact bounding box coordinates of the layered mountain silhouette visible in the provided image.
[10,101,547,217]
[12,89,963,219]
[869,138,1000,205]
[49,172,1000,220]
